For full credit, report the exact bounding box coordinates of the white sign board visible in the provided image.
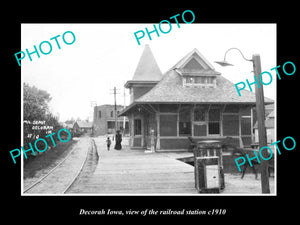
[205,165,219,189]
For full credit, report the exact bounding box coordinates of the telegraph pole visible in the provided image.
[90,101,97,136]
[114,87,117,133]
[90,101,97,121]
[110,87,120,133]
[252,54,270,193]
[215,48,270,193]
[123,86,126,132]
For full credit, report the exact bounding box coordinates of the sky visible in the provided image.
[21,23,276,122]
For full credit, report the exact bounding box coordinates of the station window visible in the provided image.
[134,119,142,135]
[194,106,206,121]
[185,76,215,85]
[208,108,220,135]
[223,115,239,136]
[160,114,177,136]
[179,106,191,136]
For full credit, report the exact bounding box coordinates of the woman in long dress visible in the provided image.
[114,130,122,150]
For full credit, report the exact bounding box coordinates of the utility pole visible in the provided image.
[114,87,117,133]
[110,87,120,134]
[252,54,270,194]
[90,101,97,136]
[215,48,271,194]
[123,86,126,133]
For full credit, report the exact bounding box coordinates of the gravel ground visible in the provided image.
[222,173,275,194]
[23,137,89,194]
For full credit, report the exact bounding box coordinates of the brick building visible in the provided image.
[93,104,129,136]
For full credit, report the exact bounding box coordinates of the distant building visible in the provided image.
[254,109,275,144]
[93,104,129,136]
[64,122,74,131]
[73,120,93,134]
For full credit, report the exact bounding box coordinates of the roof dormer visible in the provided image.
[174,49,221,88]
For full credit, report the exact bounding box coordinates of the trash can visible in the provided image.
[193,140,225,192]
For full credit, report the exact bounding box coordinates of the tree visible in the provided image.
[23,83,51,121]
[23,83,62,150]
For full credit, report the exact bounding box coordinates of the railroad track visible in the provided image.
[23,137,94,194]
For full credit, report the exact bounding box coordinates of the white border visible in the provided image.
[21,23,277,197]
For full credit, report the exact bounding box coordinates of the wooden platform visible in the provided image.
[68,136,197,194]
[67,136,275,195]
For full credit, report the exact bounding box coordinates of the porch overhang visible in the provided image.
[124,80,160,89]
[118,101,270,117]
[118,102,138,116]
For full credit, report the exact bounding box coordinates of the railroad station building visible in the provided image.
[119,45,274,151]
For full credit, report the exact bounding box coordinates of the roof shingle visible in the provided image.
[132,44,162,81]
[135,67,274,104]
[120,48,274,116]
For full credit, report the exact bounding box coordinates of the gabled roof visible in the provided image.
[134,68,273,104]
[267,110,274,118]
[173,48,217,72]
[119,48,274,116]
[171,48,220,77]
[75,121,93,128]
[64,123,74,129]
[131,44,162,82]
[136,48,273,104]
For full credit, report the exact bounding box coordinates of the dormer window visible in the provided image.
[186,76,194,83]
[184,75,216,87]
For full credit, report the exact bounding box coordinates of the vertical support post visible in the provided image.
[130,114,134,147]
[114,87,118,133]
[141,114,144,147]
[250,106,254,143]
[177,112,180,137]
[123,86,126,133]
[252,54,270,194]
[238,106,242,148]
[156,112,160,150]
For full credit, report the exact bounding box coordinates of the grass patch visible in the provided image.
[23,139,78,179]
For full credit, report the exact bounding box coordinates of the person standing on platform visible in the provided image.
[114,130,122,150]
[106,137,111,151]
